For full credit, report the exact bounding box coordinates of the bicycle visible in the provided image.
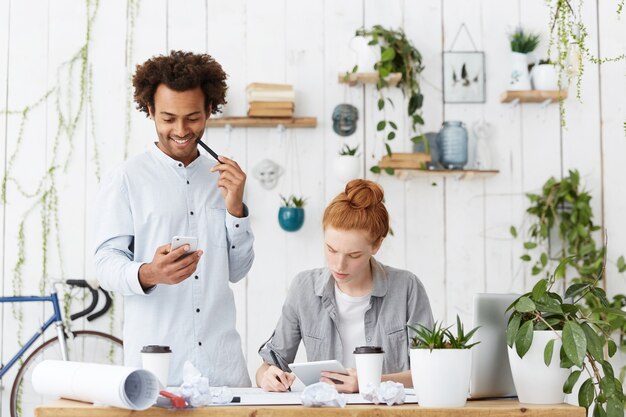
[0,279,124,417]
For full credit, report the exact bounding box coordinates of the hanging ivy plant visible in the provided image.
[354,25,425,175]
[546,0,626,129]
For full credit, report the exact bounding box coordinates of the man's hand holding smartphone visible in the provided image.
[138,236,202,289]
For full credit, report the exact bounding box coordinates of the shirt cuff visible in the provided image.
[126,261,153,295]
[225,204,250,236]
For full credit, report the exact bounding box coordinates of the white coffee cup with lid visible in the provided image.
[353,346,384,393]
[141,345,171,388]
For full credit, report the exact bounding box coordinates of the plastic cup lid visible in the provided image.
[353,346,384,354]
[141,345,172,353]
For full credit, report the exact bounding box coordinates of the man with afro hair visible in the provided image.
[94,50,254,386]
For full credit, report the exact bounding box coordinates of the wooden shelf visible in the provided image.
[206,117,317,128]
[338,72,402,87]
[392,168,499,181]
[500,90,567,104]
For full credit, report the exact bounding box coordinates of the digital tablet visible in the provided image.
[288,360,348,386]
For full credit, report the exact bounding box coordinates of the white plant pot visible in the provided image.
[410,348,471,408]
[349,36,380,72]
[333,155,361,182]
[508,330,570,404]
[531,64,558,90]
[509,52,532,91]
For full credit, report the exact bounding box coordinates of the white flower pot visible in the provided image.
[508,330,570,404]
[333,155,361,182]
[509,52,532,91]
[410,348,471,408]
[531,64,558,90]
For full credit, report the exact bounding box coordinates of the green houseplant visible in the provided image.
[408,316,480,407]
[353,25,425,175]
[506,261,626,415]
[509,28,541,54]
[278,194,306,232]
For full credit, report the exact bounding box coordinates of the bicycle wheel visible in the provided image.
[9,330,123,417]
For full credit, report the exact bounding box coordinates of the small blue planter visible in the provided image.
[278,207,305,232]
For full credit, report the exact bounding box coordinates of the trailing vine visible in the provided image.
[1,0,101,345]
[124,0,141,159]
[546,0,626,129]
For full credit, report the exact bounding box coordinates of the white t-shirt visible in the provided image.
[334,285,371,368]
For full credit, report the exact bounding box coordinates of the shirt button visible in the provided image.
[235,224,239,228]
[231,245,235,249]
[195,275,199,280]
[198,341,202,346]
[190,211,194,215]
[178,163,182,167]
[186,180,189,184]
[366,337,371,342]
[196,308,200,313]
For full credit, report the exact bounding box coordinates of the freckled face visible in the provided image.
[324,227,381,286]
[149,84,209,166]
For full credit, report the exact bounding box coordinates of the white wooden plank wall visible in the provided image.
[1,0,624,410]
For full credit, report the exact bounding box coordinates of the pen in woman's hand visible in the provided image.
[269,350,291,392]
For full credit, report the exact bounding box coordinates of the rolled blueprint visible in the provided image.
[32,360,159,410]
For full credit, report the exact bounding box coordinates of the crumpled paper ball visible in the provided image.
[360,381,405,406]
[178,361,233,406]
[301,382,347,408]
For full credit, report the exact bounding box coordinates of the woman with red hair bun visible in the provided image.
[256,179,433,393]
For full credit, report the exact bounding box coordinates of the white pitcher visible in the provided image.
[509,52,533,91]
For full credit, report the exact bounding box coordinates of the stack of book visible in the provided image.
[246,83,295,117]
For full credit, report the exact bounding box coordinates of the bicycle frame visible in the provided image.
[0,290,69,379]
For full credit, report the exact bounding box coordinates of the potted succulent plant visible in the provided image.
[333,144,361,182]
[508,28,541,91]
[506,259,626,415]
[278,194,306,232]
[408,315,480,408]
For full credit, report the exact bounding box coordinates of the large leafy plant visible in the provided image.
[408,315,480,350]
[509,27,541,53]
[506,261,626,416]
[354,25,425,175]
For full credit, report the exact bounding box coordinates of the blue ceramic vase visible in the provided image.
[278,207,305,232]
[436,121,468,169]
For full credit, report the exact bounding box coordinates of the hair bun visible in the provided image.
[344,179,384,210]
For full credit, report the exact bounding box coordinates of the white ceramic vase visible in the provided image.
[531,64,558,90]
[410,348,472,408]
[508,330,570,404]
[333,155,361,182]
[509,52,532,91]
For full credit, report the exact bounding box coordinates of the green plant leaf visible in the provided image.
[544,338,555,366]
[520,254,531,262]
[599,360,615,380]
[384,167,395,175]
[370,165,381,174]
[506,314,521,347]
[515,296,536,313]
[606,397,622,417]
[565,283,589,300]
[563,370,582,394]
[385,143,392,157]
[608,339,617,357]
[540,253,548,267]
[515,320,534,358]
[524,241,538,250]
[536,294,563,314]
[381,47,395,62]
[510,226,518,238]
[554,258,569,280]
[377,121,386,131]
[389,121,397,130]
[563,321,587,367]
[618,256,626,273]
[377,98,384,110]
[581,322,604,361]
[532,279,548,301]
[387,131,396,140]
[578,378,595,411]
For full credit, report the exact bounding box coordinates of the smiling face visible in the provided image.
[324,227,382,287]
[149,84,210,166]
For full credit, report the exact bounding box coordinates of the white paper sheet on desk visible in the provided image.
[32,360,159,410]
[225,388,418,405]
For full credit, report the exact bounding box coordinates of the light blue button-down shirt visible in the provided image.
[93,144,254,386]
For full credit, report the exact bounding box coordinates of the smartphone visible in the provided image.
[170,236,198,255]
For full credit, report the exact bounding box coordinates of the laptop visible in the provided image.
[469,293,519,399]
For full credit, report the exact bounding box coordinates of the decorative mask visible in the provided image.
[252,159,283,190]
[332,104,358,137]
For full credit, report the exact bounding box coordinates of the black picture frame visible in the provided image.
[442,51,486,103]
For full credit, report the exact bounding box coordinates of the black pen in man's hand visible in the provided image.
[197,139,220,162]
[269,350,291,392]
